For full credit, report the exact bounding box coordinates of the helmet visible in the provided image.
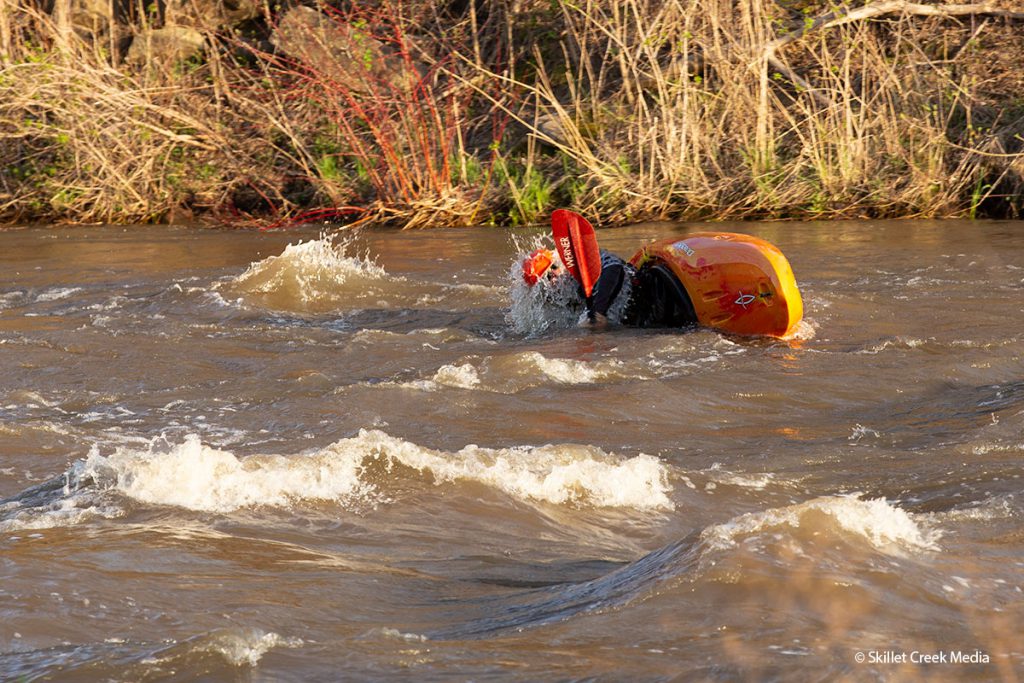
[521,248,557,286]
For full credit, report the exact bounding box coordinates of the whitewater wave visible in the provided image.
[435,496,940,638]
[69,434,377,513]
[0,430,673,530]
[227,234,398,312]
[404,352,638,393]
[518,351,626,384]
[0,628,301,680]
[408,363,483,390]
[701,495,940,553]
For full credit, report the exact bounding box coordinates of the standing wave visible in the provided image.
[0,430,674,530]
[227,234,396,312]
[0,628,301,681]
[433,496,941,638]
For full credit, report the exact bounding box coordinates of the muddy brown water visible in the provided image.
[0,220,1021,682]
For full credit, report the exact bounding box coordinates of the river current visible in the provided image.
[0,220,1021,681]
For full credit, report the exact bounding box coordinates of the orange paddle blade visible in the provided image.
[551,209,602,297]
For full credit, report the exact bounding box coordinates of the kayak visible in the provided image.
[629,233,803,338]
[547,209,803,338]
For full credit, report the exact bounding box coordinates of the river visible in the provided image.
[0,220,1021,681]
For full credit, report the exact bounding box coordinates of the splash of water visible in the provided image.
[505,264,585,336]
[229,233,394,312]
[237,234,387,288]
[504,234,583,336]
[196,629,303,667]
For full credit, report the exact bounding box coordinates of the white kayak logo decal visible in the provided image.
[734,292,756,308]
[672,240,695,257]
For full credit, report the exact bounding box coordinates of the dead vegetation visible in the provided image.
[1,0,1022,226]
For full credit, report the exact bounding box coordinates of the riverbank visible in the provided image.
[1,0,1022,227]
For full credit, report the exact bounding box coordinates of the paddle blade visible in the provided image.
[551,209,602,297]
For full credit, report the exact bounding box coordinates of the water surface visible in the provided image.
[1,220,1021,681]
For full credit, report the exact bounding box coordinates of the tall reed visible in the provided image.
[0,5,282,223]
[1,0,1021,225]
[461,0,1023,221]
[229,2,500,228]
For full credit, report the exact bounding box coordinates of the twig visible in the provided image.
[951,17,990,62]
[764,2,1024,107]
[768,2,1024,57]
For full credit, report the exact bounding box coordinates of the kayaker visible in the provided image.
[522,246,697,329]
[519,210,802,338]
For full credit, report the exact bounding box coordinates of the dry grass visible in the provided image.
[459,0,1024,222]
[0,6,284,223]
[1,0,1022,226]
[228,3,495,228]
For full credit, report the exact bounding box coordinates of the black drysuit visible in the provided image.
[584,250,698,328]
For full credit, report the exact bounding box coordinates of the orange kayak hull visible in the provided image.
[629,233,803,337]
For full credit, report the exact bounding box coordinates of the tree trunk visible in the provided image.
[53,0,73,53]
[0,0,14,62]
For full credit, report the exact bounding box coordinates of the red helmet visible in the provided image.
[521,248,556,286]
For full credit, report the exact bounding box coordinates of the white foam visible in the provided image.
[702,496,940,553]
[36,287,82,302]
[63,430,673,514]
[352,328,483,346]
[970,442,1024,456]
[203,290,238,308]
[201,629,302,667]
[401,363,482,391]
[230,234,392,308]
[857,337,929,354]
[452,283,503,296]
[519,351,621,384]
[431,363,481,389]
[712,471,776,490]
[8,390,60,408]
[849,424,881,442]
[0,291,24,309]
[373,627,429,643]
[926,495,1017,524]
[85,295,127,312]
[784,319,817,341]
[0,497,123,533]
